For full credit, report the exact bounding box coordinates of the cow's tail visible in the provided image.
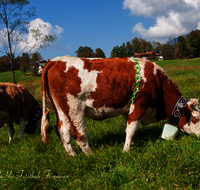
[41,61,54,144]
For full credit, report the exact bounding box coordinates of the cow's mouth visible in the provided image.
[24,124,36,134]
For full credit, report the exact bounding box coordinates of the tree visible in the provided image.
[151,41,161,54]
[19,52,30,74]
[75,46,95,58]
[110,45,123,58]
[145,41,153,53]
[0,0,57,83]
[186,30,200,58]
[160,43,175,60]
[178,36,188,59]
[125,41,134,57]
[95,48,106,58]
[0,55,9,72]
[31,51,42,62]
[131,37,141,54]
[174,42,181,59]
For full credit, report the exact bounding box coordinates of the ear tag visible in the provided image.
[161,124,179,140]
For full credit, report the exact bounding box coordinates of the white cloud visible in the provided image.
[18,18,63,54]
[0,18,63,55]
[123,0,200,42]
[198,22,200,29]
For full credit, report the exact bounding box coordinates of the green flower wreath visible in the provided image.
[129,58,142,105]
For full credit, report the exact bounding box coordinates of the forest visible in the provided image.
[0,29,200,73]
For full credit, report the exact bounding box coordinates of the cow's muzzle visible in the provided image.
[24,123,37,134]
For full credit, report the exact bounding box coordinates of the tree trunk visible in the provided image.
[11,64,16,83]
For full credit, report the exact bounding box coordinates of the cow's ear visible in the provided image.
[179,106,191,117]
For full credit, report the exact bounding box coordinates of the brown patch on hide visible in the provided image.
[192,116,199,124]
[89,58,136,109]
[178,106,192,129]
[82,58,105,72]
[48,61,81,97]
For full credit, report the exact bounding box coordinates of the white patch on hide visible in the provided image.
[123,120,140,152]
[152,62,166,76]
[85,99,129,120]
[129,104,135,114]
[181,98,200,137]
[67,93,85,134]
[52,56,102,95]
[87,58,102,60]
[137,58,146,83]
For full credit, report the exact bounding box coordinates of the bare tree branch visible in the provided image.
[0,0,56,83]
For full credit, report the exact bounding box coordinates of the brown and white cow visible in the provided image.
[0,82,50,143]
[41,56,200,156]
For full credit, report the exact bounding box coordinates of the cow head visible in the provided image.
[24,108,50,134]
[179,98,200,136]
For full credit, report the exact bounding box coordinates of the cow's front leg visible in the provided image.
[123,103,145,152]
[7,122,15,143]
[19,118,26,139]
[123,120,140,152]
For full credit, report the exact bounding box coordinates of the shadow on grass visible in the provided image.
[45,120,191,155]
[89,123,164,149]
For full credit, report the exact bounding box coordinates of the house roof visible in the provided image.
[29,60,47,66]
[134,52,161,57]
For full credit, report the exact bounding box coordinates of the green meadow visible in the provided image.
[0,59,200,189]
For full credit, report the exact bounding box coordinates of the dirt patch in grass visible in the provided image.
[165,65,200,71]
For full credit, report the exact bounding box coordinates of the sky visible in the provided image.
[1,0,200,60]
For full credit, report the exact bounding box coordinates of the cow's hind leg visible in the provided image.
[58,112,77,157]
[7,122,15,143]
[72,120,92,156]
[67,94,92,156]
[69,112,92,156]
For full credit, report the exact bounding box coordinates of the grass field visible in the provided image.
[0,59,200,189]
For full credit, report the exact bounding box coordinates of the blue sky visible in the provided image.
[29,0,150,59]
[1,0,200,60]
